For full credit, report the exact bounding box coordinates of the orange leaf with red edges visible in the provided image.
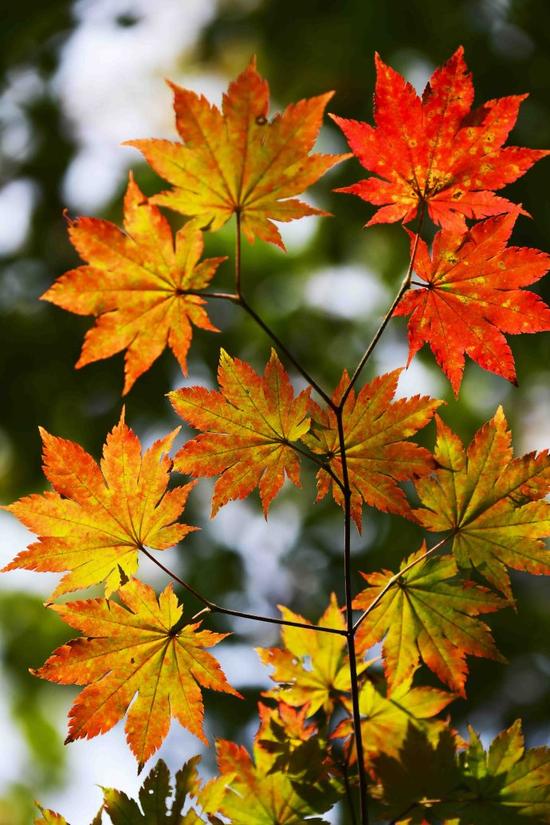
[302,370,441,529]
[2,411,196,598]
[42,174,226,394]
[169,348,311,516]
[126,58,348,249]
[353,548,506,696]
[413,408,550,598]
[33,578,241,771]
[332,47,549,231]
[394,213,550,395]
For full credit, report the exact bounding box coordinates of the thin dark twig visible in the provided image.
[352,534,451,634]
[234,213,336,409]
[287,440,346,493]
[342,758,358,825]
[389,804,417,825]
[335,410,369,825]
[140,546,347,636]
[339,202,427,408]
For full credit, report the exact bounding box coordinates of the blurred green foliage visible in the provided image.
[1,1,550,822]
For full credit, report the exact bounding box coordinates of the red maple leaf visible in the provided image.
[331,47,549,231]
[394,212,550,394]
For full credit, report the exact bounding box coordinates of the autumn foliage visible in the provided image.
[3,49,550,824]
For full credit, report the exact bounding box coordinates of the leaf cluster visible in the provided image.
[1,48,548,824]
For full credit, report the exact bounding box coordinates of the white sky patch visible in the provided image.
[373,331,446,399]
[518,378,550,453]
[54,0,223,211]
[0,512,59,595]
[304,264,389,319]
[273,211,321,253]
[0,179,37,256]
[206,498,301,628]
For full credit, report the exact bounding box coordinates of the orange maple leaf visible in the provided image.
[33,578,241,770]
[2,411,196,597]
[126,58,348,249]
[394,213,550,395]
[332,47,549,231]
[42,174,226,394]
[302,370,441,529]
[169,348,311,516]
[413,408,550,598]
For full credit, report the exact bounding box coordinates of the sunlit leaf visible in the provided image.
[3,411,196,597]
[414,408,550,597]
[127,58,348,249]
[332,47,549,230]
[33,579,241,769]
[170,348,311,515]
[43,174,226,393]
[394,213,550,395]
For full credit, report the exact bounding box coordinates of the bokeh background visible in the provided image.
[1,0,550,822]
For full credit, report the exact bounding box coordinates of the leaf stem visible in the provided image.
[179,289,240,301]
[339,202,426,409]
[139,546,347,637]
[352,534,451,634]
[234,213,336,409]
[341,757,359,825]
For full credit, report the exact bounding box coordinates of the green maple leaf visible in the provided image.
[413,408,550,598]
[353,548,506,695]
[372,721,550,824]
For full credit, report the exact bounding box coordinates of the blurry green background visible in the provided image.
[1,0,549,822]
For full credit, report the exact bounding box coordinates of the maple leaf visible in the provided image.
[36,758,229,825]
[2,411,196,598]
[368,725,462,824]
[372,721,550,824]
[413,408,550,598]
[34,810,72,825]
[42,174,226,395]
[101,756,229,824]
[332,675,454,767]
[33,578,241,769]
[125,58,348,250]
[169,348,311,516]
[394,213,550,395]
[257,593,361,715]
[302,369,441,529]
[216,709,336,824]
[332,46,549,231]
[353,548,506,695]
[256,702,327,779]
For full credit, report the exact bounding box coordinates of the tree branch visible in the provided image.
[140,546,348,637]
[287,440,346,494]
[335,408,370,825]
[339,202,426,409]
